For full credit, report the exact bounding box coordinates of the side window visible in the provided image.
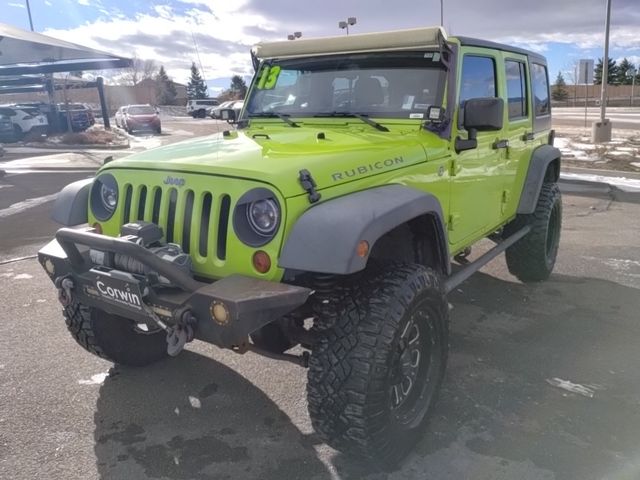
[531,63,550,117]
[459,55,497,105]
[459,55,496,126]
[505,60,527,120]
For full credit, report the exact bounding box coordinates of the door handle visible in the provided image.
[492,139,509,149]
[521,132,535,141]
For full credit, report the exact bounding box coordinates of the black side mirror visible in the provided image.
[455,97,504,153]
[464,97,504,131]
[220,108,237,124]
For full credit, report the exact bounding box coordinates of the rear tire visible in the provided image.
[307,264,448,468]
[63,302,168,367]
[504,182,562,282]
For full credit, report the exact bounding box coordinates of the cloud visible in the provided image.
[8,2,26,8]
[40,0,640,87]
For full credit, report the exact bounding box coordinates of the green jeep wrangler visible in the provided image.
[39,27,561,465]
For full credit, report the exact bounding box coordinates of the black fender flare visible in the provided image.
[517,144,561,214]
[278,185,450,275]
[51,178,93,226]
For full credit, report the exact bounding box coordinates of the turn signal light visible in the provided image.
[252,250,271,273]
[356,240,369,258]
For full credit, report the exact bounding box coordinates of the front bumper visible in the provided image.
[38,228,311,348]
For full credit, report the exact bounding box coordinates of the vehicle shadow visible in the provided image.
[93,350,331,480]
[331,272,640,479]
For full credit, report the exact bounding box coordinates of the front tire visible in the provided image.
[307,264,448,467]
[63,302,168,367]
[504,182,562,282]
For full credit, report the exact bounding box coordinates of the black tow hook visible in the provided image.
[165,309,197,357]
[55,276,74,307]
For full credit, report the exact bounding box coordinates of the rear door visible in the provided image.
[448,50,506,248]
[500,54,532,219]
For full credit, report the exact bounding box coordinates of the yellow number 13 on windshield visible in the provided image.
[257,65,281,90]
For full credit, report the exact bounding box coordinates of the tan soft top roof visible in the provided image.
[253,27,447,59]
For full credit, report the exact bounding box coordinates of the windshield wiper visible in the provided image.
[247,112,299,127]
[313,112,389,132]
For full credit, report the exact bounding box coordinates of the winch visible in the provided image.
[89,221,192,287]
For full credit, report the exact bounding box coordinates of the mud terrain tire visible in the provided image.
[63,302,168,367]
[505,182,562,282]
[307,264,448,467]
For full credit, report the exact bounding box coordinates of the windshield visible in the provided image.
[245,52,447,120]
[128,106,156,115]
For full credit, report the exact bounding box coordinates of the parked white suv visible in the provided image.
[0,106,48,139]
[186,98,219,118]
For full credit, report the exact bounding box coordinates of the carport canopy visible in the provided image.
[0,21,131,75]
[0,22,132,129]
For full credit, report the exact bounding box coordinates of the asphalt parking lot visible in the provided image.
[1,115,640,480]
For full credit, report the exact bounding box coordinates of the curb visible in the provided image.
[559,176,640,204]
[21,142,130,150]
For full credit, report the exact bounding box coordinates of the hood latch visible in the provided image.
[298,169,321,204]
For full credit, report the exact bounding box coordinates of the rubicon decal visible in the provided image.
[96,280,142,309]
[331,157,404,181]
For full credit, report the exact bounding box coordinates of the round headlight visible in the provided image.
[247,199,279,236]
[100,183,117,211]
[233,188,281,247]
[90,173,118,221]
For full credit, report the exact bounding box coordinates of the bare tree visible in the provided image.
[121,57,159,86]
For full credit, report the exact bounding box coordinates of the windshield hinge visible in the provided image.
[449,159,457,177]
[299,169,321,204]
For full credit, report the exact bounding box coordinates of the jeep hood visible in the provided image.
[103,126,446,198]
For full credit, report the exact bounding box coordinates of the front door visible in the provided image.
[449,52,506,248]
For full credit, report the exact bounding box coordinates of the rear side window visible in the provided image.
[531,63,550,117]
[505,60,527,120]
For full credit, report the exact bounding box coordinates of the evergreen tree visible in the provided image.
[187,62,208,99]
[616,58,635,85]
[155,66,177,105]
[230,75,248,99]
[551,71,569,101]
[594,57,618,85]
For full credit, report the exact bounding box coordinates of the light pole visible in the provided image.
[592,0,613,143]
[287,31,302,41]
[25,0,34,31]
[630,67,636,106]
[440,0,444,27]
[338,17,357,35]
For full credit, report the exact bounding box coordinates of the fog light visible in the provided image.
[43,258,55,276]
[92,222,103,234]
[210,301,229,325]
[356,240,369,258]
[252,250,271,273]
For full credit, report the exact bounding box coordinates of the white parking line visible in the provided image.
[0,193,58,218]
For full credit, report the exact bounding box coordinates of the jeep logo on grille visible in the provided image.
[164,176,186,186]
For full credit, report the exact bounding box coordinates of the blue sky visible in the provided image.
[2,0,639,92]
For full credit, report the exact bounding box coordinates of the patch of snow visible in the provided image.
[188,396,201,409]
[554,137,570,149]
[36,299,46,303]
[174,407,180,415]
[0,185,13,190]
[546,378,599,398]
[631,162,640,168]
[78,372,110,385]
[13,273,33,280]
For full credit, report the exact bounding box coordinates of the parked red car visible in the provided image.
[115,104,161,134]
